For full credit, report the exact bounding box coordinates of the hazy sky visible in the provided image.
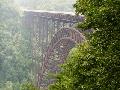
[14,0,76,12]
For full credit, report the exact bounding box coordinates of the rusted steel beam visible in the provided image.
[39,28,85,87]
[24,9,84,23]
[23,9,86,88]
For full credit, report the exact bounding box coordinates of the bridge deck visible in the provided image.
[24,9,84,23]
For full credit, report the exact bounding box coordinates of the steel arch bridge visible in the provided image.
[23,10,86,88]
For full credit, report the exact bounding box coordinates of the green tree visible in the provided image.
[0,0,33,90]
[49,0,120,90]
[20,82,39,90]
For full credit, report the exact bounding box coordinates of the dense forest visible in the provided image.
[0,0,75,90]
[49,0,120,90]
[0,0,34,90]
[0,0,120,90]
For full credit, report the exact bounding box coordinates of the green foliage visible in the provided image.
[49,0,120,90]
[0,81,13,90]
[0,0,33,89]
[20,82,39,90]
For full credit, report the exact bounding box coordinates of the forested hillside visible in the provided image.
[0,0,76,90]
[0,0,120,90]
[0,0,34,90]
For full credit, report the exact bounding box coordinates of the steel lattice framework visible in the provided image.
[23,10,85,88]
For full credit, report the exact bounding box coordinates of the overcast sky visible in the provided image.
[14,0,76,12]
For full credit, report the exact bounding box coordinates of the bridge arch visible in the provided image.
[38,27,85,87]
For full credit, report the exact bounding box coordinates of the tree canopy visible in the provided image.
[0,0,33,90]
[49,0,120,90]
